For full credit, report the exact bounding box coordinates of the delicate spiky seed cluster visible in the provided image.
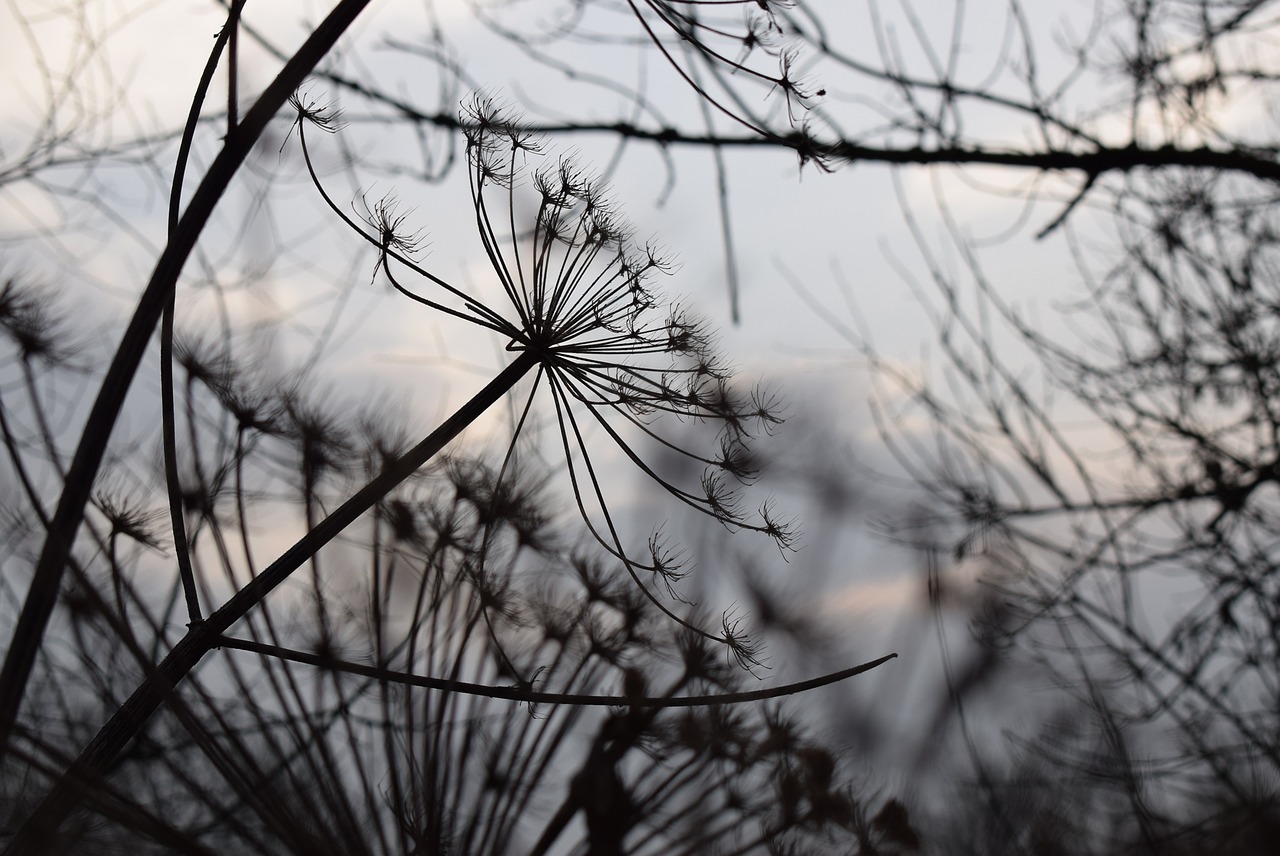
[0,277,75,365]
[296,94,796,667]
[617,0,822,138]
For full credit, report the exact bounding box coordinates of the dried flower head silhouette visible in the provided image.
[298,93,796,665]
[12,93,895,844]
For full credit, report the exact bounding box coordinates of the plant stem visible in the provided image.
[0,0,375,764]
[5,350,539,853]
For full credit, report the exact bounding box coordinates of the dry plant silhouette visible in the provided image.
[0,2,899,852]
[6,0,1280,853]
[0,341,886,854]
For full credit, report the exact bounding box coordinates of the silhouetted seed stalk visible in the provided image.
[8,93,894,850]
[297,92,801,666]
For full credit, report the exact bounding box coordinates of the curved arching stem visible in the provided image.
[0,0,375,765]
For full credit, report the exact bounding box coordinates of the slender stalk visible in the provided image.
[215,636,897,707]
[5,351,538,853]
[0,0,375,763]
[163,0,240,629]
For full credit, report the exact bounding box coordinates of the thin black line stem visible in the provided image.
[216,635,898,707]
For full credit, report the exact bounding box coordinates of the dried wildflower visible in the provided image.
[93,491,165,551]
[359,193,426,258]
[721,607,765,673]
[618,0,814,133]
[297,95,796,666]
[0,277,77,365]
[280,388,353,488]
[287,90,344,136]
[773,47,824,125]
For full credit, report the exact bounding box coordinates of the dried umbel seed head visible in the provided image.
[296,94,797,667]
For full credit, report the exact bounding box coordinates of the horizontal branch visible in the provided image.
[216,635,898,707]
[538,126,1280,181]
[338,95,1280,182]
[233,12,1280,184]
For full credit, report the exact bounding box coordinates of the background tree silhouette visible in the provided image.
[782,2,1280,852]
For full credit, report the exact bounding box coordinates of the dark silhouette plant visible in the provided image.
[0,286,893,852]
[4,90,893,850]
[6,0,1279,851]
[0,0,826,773]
